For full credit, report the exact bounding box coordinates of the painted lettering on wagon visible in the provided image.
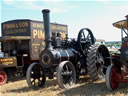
[3,22,29,29]
[51,25,67,32]
[32,23,67,32]
[33,29,45,40]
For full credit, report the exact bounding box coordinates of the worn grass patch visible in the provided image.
[0,76,128,96]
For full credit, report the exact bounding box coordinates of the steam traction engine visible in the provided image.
[106,15,128,90]
[26,9,111,89]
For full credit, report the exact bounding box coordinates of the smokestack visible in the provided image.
[42,9,52,49]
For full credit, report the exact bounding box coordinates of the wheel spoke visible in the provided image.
[98,69,105,78]
[83,32,86,40]
[31,79,34,83]
[103,65,108,69]
[38,78,42,86]
[69,78,73,86]
[31,79,36,86]
[87,33,90,40]
[65,64,69,72]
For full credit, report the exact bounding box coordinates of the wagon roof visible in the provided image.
[113,19,127,29]
[0,36,30,42]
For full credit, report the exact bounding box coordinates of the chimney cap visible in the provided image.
[42,9,50,13]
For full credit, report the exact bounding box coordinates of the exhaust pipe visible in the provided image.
[42,9,52,49]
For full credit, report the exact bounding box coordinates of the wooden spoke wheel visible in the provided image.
[26,63,46,88]
[57,61,76,89]
[0,70,7,85]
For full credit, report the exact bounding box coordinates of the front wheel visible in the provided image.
[106,65,120,90]
[57,61,76,89]
[26,63,46,88]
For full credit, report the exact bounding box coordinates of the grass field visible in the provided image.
[0,76,128,96]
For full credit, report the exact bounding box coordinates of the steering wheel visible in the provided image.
[77,28,95,56]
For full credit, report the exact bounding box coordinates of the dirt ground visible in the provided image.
[0,76,128,96]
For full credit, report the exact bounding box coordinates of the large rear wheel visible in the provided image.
[86,44,111,80]
[26,63,46,88]
[57,61,76,89]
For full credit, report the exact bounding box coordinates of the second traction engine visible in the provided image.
[26,9,111,89]
[40,10,79,69]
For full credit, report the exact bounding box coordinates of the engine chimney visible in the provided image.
[42,9,52,49]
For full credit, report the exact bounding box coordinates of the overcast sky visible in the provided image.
[1,0,128,41]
